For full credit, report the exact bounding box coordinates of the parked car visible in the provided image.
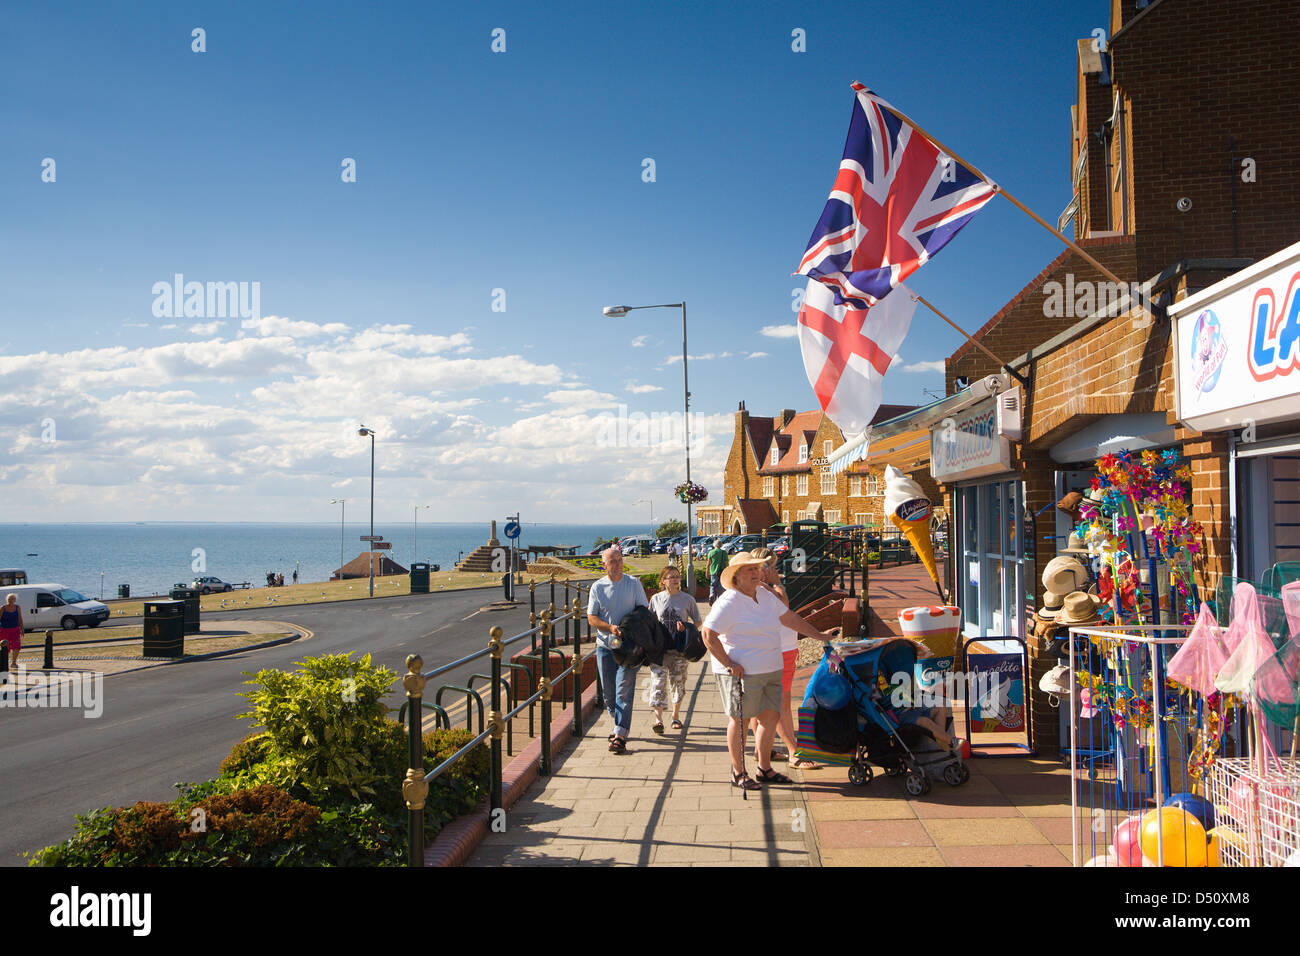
[0,568,28,587]
[724,534,765,554]
[10,583,110,630]
[192,576,234,594]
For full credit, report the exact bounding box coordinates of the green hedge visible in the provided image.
[31,654,489,867]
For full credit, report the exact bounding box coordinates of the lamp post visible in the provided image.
[413,504,431,566]
[330,498,346,578]
[603,301,694,586]
[358,426,376,597]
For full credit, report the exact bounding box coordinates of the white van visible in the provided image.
[7,583,110,631]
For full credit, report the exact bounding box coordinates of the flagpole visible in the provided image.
[869,95,1149,321]
[914,294,1030,389]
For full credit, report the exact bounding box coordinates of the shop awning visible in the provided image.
[1048,413,1176,464]
[824,373,1009,475]
[856,428,931,470]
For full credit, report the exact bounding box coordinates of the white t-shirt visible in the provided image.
[762,585,797,653]
[702,587,788,676]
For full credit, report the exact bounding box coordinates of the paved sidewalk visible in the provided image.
[467,657,819,867]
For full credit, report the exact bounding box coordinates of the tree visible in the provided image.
[655,519,686,538]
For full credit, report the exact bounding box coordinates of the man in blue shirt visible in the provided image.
[586,546,649,754]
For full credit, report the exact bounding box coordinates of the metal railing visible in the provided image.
[399,578,597,867]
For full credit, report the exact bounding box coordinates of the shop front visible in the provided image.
[1170,239,1300,587]
[930,394,1034,642]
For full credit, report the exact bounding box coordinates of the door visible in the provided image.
[31,590,63,629]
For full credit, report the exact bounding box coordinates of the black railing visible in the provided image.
[399,578,594,867]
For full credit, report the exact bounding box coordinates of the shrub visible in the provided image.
[867,552,881,564]
[371,721,491,836]
[638,572,659,593]
[237,653,396,805]
[219,732,271,776]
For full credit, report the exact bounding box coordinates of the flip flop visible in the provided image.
[670,719,683,730]
[789,757,822,770]
[652,720,664,735]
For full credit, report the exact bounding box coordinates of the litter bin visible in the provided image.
[143,600,185,657]
[638,540,650,557]
[410,562,430,594]
[117,584,130,599]
[168,586,201,635]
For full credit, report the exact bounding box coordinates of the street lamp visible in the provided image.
[358,426,376,597]
[603,301,695,586]
[413,504,431,566]
[330,499,346,577]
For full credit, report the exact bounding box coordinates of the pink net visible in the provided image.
[1167,602,1228,698]
[1217,583,1281,698]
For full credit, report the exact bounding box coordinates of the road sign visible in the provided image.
[504,521,521,540]
[372,542,392,550]
[360,535,384,542]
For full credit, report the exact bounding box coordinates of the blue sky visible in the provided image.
[0,0,1105,523]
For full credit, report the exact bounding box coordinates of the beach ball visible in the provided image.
[1084,851,1118,868]
[1139,807,1207,867]
[1167,792,1215,831]
[1112,816,1145,867]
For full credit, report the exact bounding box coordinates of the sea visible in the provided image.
[0,523,652,600]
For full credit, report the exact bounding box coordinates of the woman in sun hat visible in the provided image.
[702,553,840,791]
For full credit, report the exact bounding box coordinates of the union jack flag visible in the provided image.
[797,84,998,307]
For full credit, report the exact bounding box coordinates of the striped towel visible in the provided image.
[795,702,855,767]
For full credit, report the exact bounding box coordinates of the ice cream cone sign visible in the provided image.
[884,465,946,602]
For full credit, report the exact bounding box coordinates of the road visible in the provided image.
[0,586,586,866]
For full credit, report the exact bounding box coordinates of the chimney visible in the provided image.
[780,409,796,429]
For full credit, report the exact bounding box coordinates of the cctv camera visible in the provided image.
[1176,197,1192,212]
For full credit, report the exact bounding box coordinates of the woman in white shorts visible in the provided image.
[647,564,700,734]
[702,553,839,792]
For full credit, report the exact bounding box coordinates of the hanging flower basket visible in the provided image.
[674,480,708,504]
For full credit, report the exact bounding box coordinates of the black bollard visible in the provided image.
[0,641,7,673]
[44,631,54,670]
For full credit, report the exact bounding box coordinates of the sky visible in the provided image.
[0,0,1106,524]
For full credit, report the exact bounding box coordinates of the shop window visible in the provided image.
[957,479,1034,642]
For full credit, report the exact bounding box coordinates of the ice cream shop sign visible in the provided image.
[930,398,1013,483]
[1171,240,1300,433]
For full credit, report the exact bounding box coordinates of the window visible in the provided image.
[854,512,869,525]
[782,511,789,524]
[866,475,880,496]
[850,476,862,496]
[782,476,789,495]
[799,443,808,463]
[796,475,808,496]
[762,476,774,498]
[770,447,779,465]
[958,479,1033,640]
[821,472,836,496]
[824,440,832,456]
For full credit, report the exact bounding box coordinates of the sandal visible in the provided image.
[731,769,761,791]
[789,757,822,770]
[608,736,627,754]
[754,767,792,784]
[651,720,664,735]
[670,719,683,730]
[770,749,789,762]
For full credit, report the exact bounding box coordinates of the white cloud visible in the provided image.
[759,324,799,338]
[631,335,649,348]
[241,315,350,338]
[627,383,662,394]
[544,388,620,411]
[901,360,946,373]
[189,321,225,335]
[746,352,769,360]
[664,351,732,365]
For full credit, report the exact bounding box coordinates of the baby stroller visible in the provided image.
[813,639,970,796]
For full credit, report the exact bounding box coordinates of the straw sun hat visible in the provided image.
[1042,556,1088,595]
[1055,591,1103,627]
[720,552,770,591]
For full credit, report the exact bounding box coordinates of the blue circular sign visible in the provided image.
[503,521,521,539]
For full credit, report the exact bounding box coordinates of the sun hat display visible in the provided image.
[1043,556,1089,595]
[1055,591,1104,627]
[720,552,771,590]
[1039,664,1072,695]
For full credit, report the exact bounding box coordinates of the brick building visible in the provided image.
[697,402,940,537]
[864,0,1300,750]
